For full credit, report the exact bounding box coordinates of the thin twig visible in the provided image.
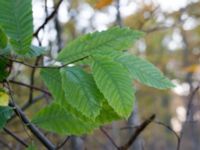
[5,81,34,141]
[120,125,139,130]
[186,85,199,119]
[178,84,200,150]
[0,138,12,150]
[116,0,123,27]
[5,81,56,150]
[29,57,41,103]
[100,127,120,149]
[9,80,51,96]
[153,120,180,150]
[3,128,28,148]
[1,55,89,69]
[9,102,56,150]
[33,0,64,37]
[119,114,156,150]
[8,94,45,122]
[21,94,46,111]
[56,137,70,150]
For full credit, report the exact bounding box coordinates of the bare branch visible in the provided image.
[3,128,28,148]
[119,114,156,150]
[116,0,123,27]
[5,81,56,150]
[0,138,12,150]
[29,57,42,103]
[0,55,89,69]
[8,94,45,122]
[178,84,200,150]
[33,0,64,37]
[56,136,70,150]
[9,80,51,96]
[100,127,120,149]
[9,102,56,150]
[153,120,180,150]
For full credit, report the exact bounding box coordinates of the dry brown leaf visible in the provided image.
[95,0,113,9]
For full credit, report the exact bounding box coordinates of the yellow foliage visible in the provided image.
[0,91,9,106]
[183,64,200,73]
[85,0,96,5]
[124,3,157,30]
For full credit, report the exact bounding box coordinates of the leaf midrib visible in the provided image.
[58,33,134,61]
[68,70,100,111]
[94,60,127,111]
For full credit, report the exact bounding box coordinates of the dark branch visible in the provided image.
[56,136,70,150]
[153,120,180,150]
[3,128,28,148]
[8,94,45,122]
[186,85,200,119]
[119,114,156,150]
[9,102,56,150]
[1,55,89,69]
[0,138,12,150]
[29,57,41,103]
[116,0,123,27]
[5,81,55,150]
[100,127,120,149]
[178,84,200,150]
[33,0,64,37]
[9,80,51,96]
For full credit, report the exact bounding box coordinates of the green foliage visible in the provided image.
[32,103,97,135]
[0,14,173,135]
[40,68,64,102]
[0,106,13,129]
[32,27,175,136]
[95,101,121,124]
[0,0,183,147]
[60,67,103,119]
[57,27,143,63]
[0,0,33,54]
[91,55,134,118]
[25,46,46,57]
[0,45,11,55]
[94,50,175,89]
[0,58,9,81]
[40,68,96,122]
[0,27,7,49]
[116,54,175,89]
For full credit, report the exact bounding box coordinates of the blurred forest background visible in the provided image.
[1,0,200,149]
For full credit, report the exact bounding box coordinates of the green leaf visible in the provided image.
[25,46,46,57]
[93,50,174,89]
[60,67,103,119]
[40,68,93,121]
[116,54,175,89]
[91,55,135,118]
[0,106,13,129]
[57,27,143,64]
[0,0,33,54]
[0,45,11,55]
[40,68,65,102]
[0,27,7,49]
[32,103,97,135]
[95,101,121,124]
[0,58,9,81]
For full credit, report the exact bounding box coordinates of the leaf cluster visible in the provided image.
[32,27,174,135]
[0,0,174,137]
